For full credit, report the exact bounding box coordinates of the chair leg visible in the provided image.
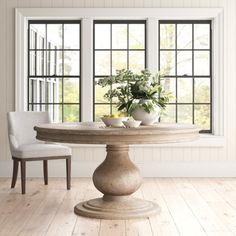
[11,159,19,188]
[66,157,71,190]
[20,160,26,194]
[43,160,48,185]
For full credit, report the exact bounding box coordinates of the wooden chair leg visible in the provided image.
[43,160,48,185]
[11,159,19,188]
[66,157,71,190]
[20,160,26,194]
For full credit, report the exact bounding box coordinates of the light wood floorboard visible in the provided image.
[0,178,236,236]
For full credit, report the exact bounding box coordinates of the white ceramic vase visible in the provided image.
[131,101,161,125]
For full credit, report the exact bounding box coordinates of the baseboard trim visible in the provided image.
[0,160,236,177]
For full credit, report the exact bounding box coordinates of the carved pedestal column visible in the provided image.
[74,145,160,219]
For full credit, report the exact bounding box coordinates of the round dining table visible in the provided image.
[34,122,200,220]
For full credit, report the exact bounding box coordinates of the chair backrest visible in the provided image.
[7,112,51,152]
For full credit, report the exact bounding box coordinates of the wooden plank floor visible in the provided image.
[0,178,236,236]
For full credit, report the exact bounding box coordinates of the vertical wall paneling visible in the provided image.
[0,0,235,176]
[183,0,193,7]
[227,0,236,160]
[72,0,85,8]
[93,0,105,8]
[63,0,73,7]
[123,0,135,8]
[0,0,7,160]
[104,0,112,8]
[40,0,52,8]
[160,0,173,8]
[29,0,41,7]
[18,0,30,7]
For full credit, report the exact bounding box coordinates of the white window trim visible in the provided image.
[15,7,224,147]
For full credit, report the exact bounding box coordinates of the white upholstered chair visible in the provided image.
[7,111,72,194]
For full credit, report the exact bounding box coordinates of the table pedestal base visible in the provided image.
[74,195,160,219]
[74,145,160,219]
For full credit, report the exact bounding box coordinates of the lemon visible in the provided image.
[110,114,118,118]
[119,112,126,117]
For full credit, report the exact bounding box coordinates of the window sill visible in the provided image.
[65,134,225,149]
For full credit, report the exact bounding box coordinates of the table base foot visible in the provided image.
[74,196,160,220]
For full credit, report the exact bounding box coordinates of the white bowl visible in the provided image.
[122,120,141,128]
[101,117,128,127]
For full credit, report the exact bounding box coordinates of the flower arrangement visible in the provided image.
[96,69,171,116]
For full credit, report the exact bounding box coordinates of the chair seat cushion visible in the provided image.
[12,143,71,159]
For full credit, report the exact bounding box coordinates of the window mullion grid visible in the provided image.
[62,23,64,122]
[175,23,178,123]
[27,23,30,111]
[127,23,130,108]
[127,23,129,70]
[192,23,195,125]
[110,23,113,115]
[45,24,48,111]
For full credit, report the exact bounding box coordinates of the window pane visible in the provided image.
[30,29,37,49]
[45,79,55,103]
[64,24,80,49]
[160,51,175,76]
[95,24,110,49]
[160,24,175,49]
[63,78,80,103]
[46,50,62,76]
[47,24,62,49]
[30,24,45,49]
[161,105,176,123]
[95,51,111,76]
[129,24,145,49]
[95,105,111,121]
[39,80,45,104]
[58,79,63,103]
[177,24,192,49]
[36,51,45,76]
[112,105,119,115]
[161,78,176,103]
[53,79,59,103]
[29,51,36,76]
[178,105,192,124]
[38,35,45,50]
[159,21,211,132]
[194,51,210,76]
[177,51,192,76]
[194,105,210,130]
[129,51,145,73]
[194,78,210,103]
[44,104,62,122]
[29,79,37,103]
[112,24,127,49]
[28,21,81,122]
[95,78,110,103]
[194,24,210,49]
[64,51,80,76]
[94,21,146,121]
[177,78,192,103]
[112,51,127,75]
[63,105,80,122]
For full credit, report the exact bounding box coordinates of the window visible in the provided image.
[18,8,222,136]
[28,20,81,122]
[159,20,212,133]
[93,20,146,121]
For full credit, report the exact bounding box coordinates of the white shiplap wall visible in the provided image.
[0,0,235,177]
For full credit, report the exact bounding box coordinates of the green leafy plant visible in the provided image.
[96,69,172,115]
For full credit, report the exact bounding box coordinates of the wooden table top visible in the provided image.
[34,122,200,145]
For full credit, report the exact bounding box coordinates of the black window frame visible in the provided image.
[158,20,212,133]
[27,20,82,122]
[93,20,147,121]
